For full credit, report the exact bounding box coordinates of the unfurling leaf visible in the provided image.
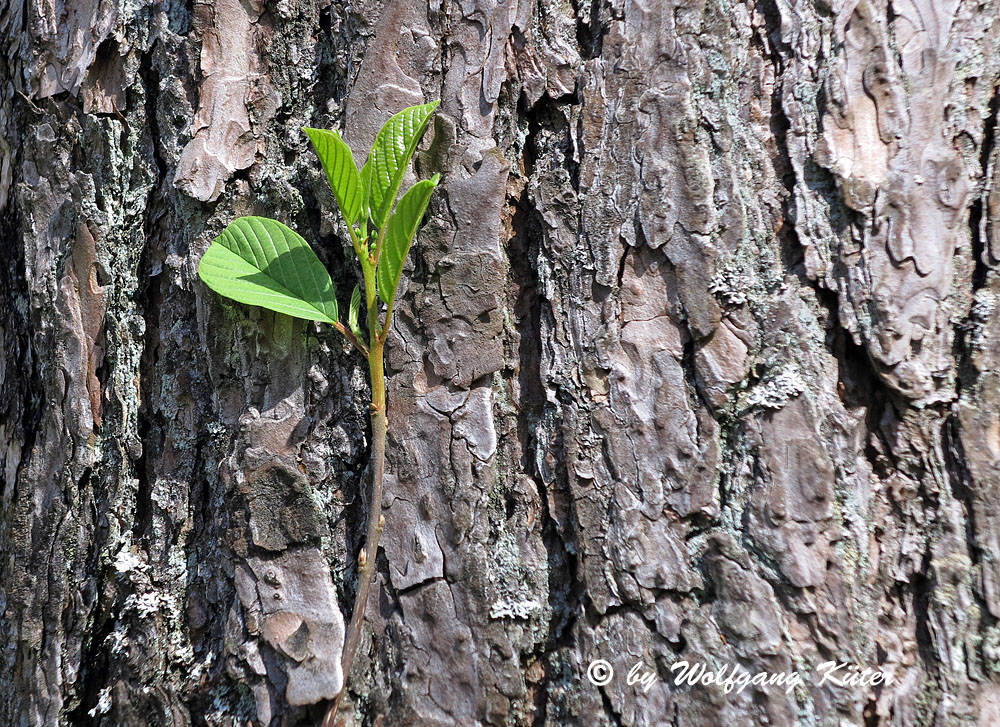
[367,101,439,230]
[349,284,363,338]
[377,174,440,307]
[304,127,363,225]
[198,216,339,323]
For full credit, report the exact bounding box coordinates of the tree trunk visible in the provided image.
[3,0,1000,725]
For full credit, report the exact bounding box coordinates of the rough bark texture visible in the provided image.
[2,0,1000,726]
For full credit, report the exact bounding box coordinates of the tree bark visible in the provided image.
[2,0,1000,726]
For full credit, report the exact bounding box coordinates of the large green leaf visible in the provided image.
[377,175,439,306]
[198,216,339,323]
[367,101,439,229]
[303,127,363,225]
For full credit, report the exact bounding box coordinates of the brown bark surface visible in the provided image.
[2,0,1000,725]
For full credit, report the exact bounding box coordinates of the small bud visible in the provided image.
[359,548,368,569]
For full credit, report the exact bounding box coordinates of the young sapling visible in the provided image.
[197,101,440,724]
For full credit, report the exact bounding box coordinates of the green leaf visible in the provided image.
[349,284,362,338]
[198,216,339,324]
[303,127,363,225]
[377,174,439,307]
[367,101,439,229]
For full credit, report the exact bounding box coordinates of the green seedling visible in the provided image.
[197,101,440,723]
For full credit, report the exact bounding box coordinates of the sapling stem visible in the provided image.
[323,331,386,727]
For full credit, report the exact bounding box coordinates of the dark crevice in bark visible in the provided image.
[968,81,999,292]
[184,440,232,726]
[863,696,879,727]
[66,463,113,723]
[522,92,580,192]
[86,40,123,121]
[954,82,1000,396]
[572,0,605,61]
[318,3,334,37]
[132,35,169,548]
[758,0,796,196]
[910,547,939,681]
[814,275,898,476]
[137,39,168,184]
[943,417,995,631]
[393,575,446,599]
[66,466,116,724]
[595,687,624,727]
[314,4,355,109]
[15,0,28,37]
[0,66,38,529]
[509,201,546,417]
[131,255,162,545]
[0,210,39,502]
[66,587,118,727]
[510,95,586,724]
[680,335,720,427]
[941,84,1000,650]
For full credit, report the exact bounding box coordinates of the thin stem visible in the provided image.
[322,335,387,727]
